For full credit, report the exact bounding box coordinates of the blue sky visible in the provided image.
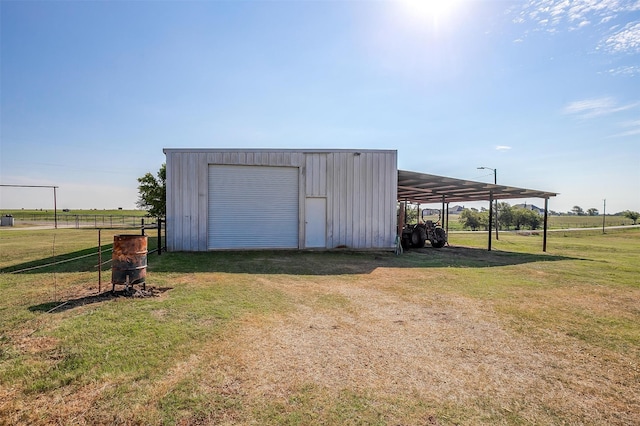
[1,0,639,214]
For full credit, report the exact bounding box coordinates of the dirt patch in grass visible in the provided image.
[211,268,639,424]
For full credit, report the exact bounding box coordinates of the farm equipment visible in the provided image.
[401,210,447,249]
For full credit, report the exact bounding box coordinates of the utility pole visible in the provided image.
[478,167,498,240]
[602,199,606,234]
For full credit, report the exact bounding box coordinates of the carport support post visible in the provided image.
[543,198,549,252]
[98,229,102,294]
[404,199,408,225]
[445,201,450,243]
[398,201,406,236]
[488,192,493,251]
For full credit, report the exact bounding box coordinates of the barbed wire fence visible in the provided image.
[4,219,166,303]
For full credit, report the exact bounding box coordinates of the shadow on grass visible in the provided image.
[28,286,173,314]
[147,245,580,275]
[0,237,160,274]
[4,242,581,277]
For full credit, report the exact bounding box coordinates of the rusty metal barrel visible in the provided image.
[111,235,147,289]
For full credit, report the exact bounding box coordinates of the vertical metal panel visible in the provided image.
[298,165,306,249]
[336,153,346,246]
[197,154,209,251]
[364,152,373,247]
[341,153,349,246]
[170,150,180,251]
[180,153,189,250]
[373,154,383,247]
[175,155,187,250]
[165,152,175,251]
[386,151,398,245]
[351,154,359,247]
[190,153,200,250]
[174,152,184,251]
[322,151,397,249]
[345,153,353,246]
[326,153,335,247]
[305,153,327,197]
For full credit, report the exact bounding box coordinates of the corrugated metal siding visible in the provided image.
[208,165,299,249]
[165,151,201,252]
[305,153,327,197]
[326,151,397,249]
[164,149,397,251]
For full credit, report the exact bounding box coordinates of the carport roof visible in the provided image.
[397,169,557,204]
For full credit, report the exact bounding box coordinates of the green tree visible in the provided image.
[137,163,166,218]
[571,205,585,216]
[459,209,489,231]
[512,207,541,230]
[623,210,640,225]
[397,203,420,224]
[587,208,599,216]
[497,202,514,230]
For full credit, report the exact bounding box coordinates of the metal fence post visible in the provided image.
[158,218,162,255]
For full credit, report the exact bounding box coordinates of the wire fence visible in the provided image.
[1,213,157,229]
[4,219,165,275]
[547,219,633,229]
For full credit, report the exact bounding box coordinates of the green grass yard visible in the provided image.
[0,227,639,424]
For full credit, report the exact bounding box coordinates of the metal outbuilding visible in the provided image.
[163,148,557,252]
[164,149,398,251]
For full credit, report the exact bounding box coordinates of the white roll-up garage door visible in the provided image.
[208,165,299,249]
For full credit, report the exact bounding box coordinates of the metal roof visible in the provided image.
[397,169,557,204]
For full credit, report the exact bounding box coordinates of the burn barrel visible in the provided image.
[111,235,147,288]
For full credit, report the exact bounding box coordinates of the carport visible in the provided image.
[397,170,558,252]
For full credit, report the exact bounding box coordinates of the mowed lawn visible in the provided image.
[0,228,639,425]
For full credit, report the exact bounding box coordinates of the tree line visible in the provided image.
[459,203,543,231]
[458,204,640,231]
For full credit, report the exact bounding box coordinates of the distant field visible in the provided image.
[0,209,153,229]
[1,227,638,424]
[547,214,632,228]
[424,213,633,230]
[0,209,147,218]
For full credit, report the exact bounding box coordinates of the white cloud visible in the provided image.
[601,21,640,53]
[496,145,512,151]
[610,127,640,137]
[609,118,640,137]
[516,0,640,53]
[527,0,636,26]
[605,65,640,75]
[562,97,639,118]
